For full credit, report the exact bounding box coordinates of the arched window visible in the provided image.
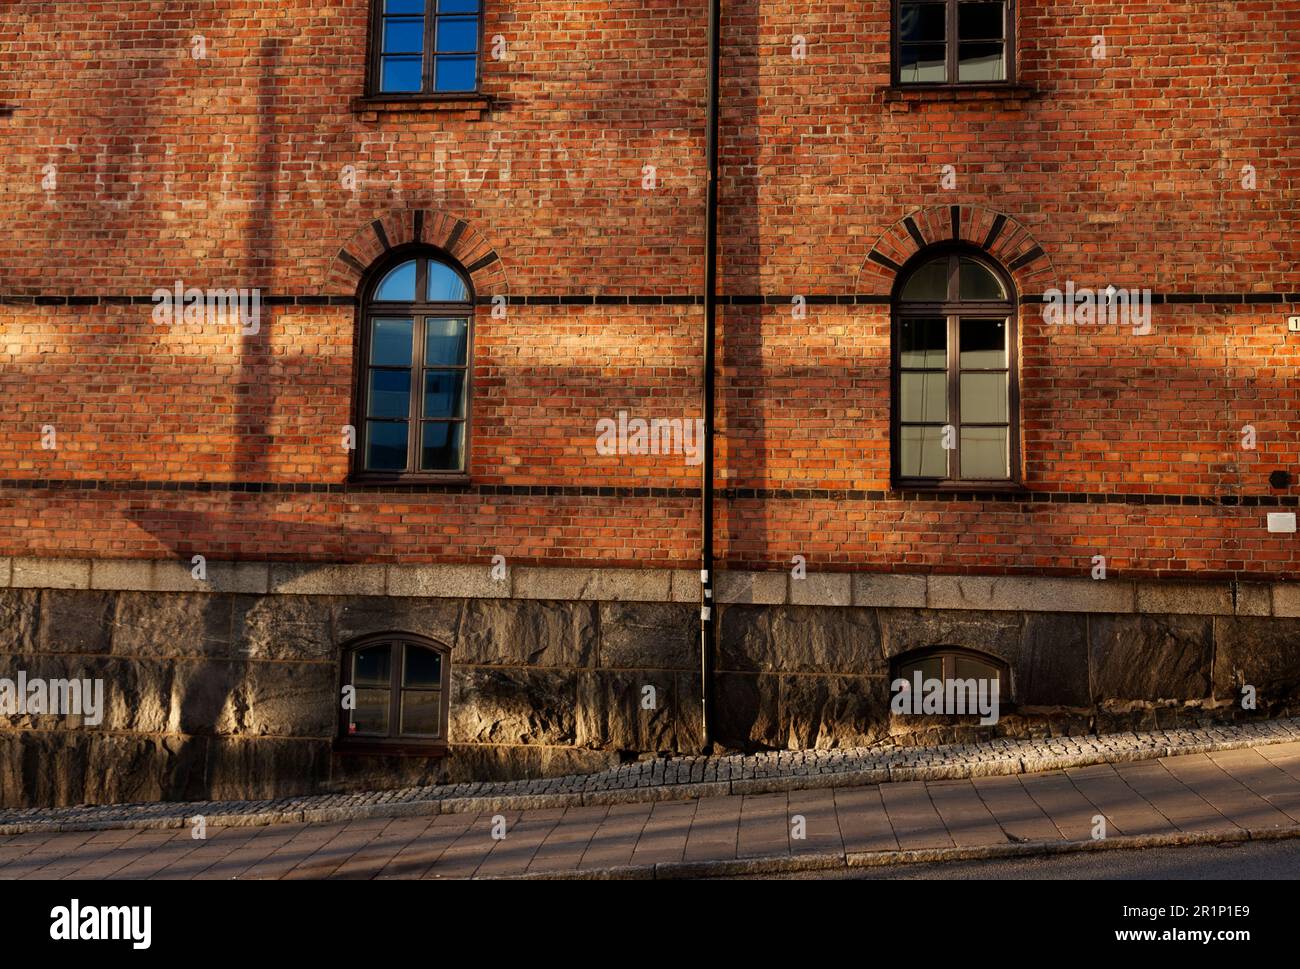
[356,251,472,477]
[891,646,1009,689]
[340,634,450,751]
[890,645,1012,715]
[892,248,1018,486]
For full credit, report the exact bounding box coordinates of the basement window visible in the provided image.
[340,634,450,753]
[890,646,1012,718]
[892,646,1008,690]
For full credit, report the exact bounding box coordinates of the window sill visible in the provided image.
[893,482,1030,498]
[335,740,448,758]
[353,94,494,121]
[348,473,472,489]
[881,84,1036,106]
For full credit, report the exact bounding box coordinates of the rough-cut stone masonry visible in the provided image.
[2,561,1299,808]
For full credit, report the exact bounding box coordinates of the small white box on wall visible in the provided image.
[1267,512,1297,533]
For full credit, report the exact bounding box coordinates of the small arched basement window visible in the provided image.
[891,645,1011,700]
[340,634,450,753]
[355,251,473,478]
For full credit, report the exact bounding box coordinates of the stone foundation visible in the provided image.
[1,559,1298,808]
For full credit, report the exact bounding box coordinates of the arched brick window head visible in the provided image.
[892,247,1019,488]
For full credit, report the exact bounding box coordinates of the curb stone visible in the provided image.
[495,826,1299,881]
[1,721,1298,836]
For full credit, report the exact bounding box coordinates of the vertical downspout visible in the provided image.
[699,0,721,751]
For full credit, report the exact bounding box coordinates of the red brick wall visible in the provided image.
[0,1,1297,578]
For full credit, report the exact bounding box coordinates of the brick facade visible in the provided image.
[2,1,1298,575]
[1,2,1298,805]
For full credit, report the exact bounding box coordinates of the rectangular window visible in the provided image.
[894,0,1013,86]
[361,315,469,473]
[956,316,1011,478]
[372,0,482,96]
[896,314,1013,483]
[898,317,950,478]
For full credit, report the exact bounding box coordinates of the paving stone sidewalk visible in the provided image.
[4,743,1300,880]
[2,718,1299,836]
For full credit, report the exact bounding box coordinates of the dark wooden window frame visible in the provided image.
[352,245,474,482]
[891,245,1021,490]
[337,632,451,756]
[890,0,1017,88]
[890,645,1014,706]
[366,0,484,99]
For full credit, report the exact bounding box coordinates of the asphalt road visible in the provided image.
[731,838,1300,879]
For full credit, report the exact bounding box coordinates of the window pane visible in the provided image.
[960,426,1009,478]
[380,56,423,92]
[436,16,478,52]
[375,261,417,301]
[439,0,480,11]
[903,655,945,682]
[899,425,948,477]
[424,370,465,418]
[435,55,477,91]
[900,371,948,422]
[900,259,949,300]
[368,369,412,419]
[960,372,1008,423]
[352,643,392,688]
[401,690,442,736]
[351,689,390,735]
[383,18,425,54]
[425,317,468,364]
[366,421,409,471]
[385,0,426,13]
[958,41,1005,81]
[899,3,947,42]
[370,318,413,366]
[427,262,470,301]
[900,44,947,83]
[899,317,946,367]
[421,421,465,471]
[959,2,1005,40]
[403,646,443,689]
[959,317,1007,367]
[954,654,999,680]
[958,258,1006,300]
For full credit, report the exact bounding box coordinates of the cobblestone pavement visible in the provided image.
[3,741,1300,879]
[3,719,1299,837]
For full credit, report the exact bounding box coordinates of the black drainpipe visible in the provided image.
[699,0,721,752]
